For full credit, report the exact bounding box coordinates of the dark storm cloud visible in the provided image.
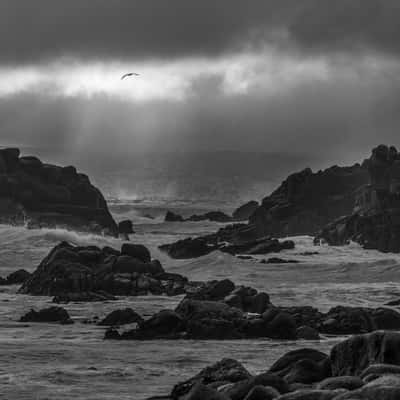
[2,0,400,64]
[2,66,400,171]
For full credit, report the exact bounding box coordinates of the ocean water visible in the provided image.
[1,199,400,399]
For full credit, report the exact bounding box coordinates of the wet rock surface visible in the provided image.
[18,241,193,297]
[20,306,73,324]
[0,148,118,235]
[148,330,400,400]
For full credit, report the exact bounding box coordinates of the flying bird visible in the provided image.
[121,72,140,80]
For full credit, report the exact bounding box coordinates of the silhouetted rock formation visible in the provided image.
[0,148,117,235]
[159,232,295,259]
[19,241,193,298]
[164,210,232,223]
[0,269,31,285]
[151,330,400,400]
[165,210,184,222]
[317,145,400,252]
[232,200,259,221]
[249,164,368,238]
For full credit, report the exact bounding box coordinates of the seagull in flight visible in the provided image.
[121,72,140,80]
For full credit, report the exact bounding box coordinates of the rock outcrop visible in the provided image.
[317,145,400,252]
[110,301,400,341]
[19,241,192,298]
[232,201,259,221]
[0,269,31,285]
[0,148,117,235]
[164,210,232,223]
[159,232,295,260]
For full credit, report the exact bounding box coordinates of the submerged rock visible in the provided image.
[20,306,73,324]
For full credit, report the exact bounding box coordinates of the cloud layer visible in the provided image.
[1,1,400,177]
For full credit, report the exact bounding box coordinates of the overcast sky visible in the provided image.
[2,0,400,169]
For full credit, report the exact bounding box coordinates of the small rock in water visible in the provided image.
[19,306,73,324]
[98,308,143,326]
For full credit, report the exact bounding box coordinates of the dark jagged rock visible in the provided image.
[187,211,232,223]
[121,243,151,263]
[159,237,216,259]
[98,308,143,326]
[330,331,400,376]
[164,211,184,222]
[0,269,31,285]
[316,145,400,253]
[171,358,251,399]
[164,210,233,223]
[0,147,118,235]
[249,163,368,238]
[159,234,295,260]
[19,241,191,298]
[118,220,134,236]
[232,201,259,221]
[20,306,73,324]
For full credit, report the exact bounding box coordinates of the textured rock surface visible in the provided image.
[0,148,117,235]
[19,241,191,298]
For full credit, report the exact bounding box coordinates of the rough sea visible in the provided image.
[1,191,400,399]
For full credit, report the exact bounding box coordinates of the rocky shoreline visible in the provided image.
[13,241,400,343]
[146,330,400,399]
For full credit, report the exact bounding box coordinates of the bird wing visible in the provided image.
[121,72,139,80]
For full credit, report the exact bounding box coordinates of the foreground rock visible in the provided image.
[19,241,193,298]
[0,148,118,235]
[150,330,400,400]
[20,306,73,324]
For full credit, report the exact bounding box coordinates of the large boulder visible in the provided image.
[330,331,400,376]
[0,148,118,235]
[19,241,185,298]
